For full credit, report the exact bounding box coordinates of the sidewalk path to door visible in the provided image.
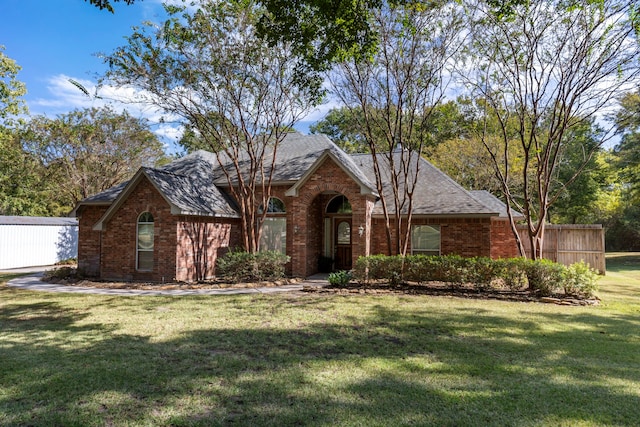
[4,270,329,296]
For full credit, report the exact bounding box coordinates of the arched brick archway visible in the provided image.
[288,167,375,277]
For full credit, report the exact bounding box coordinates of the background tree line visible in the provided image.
[0,45,166,217]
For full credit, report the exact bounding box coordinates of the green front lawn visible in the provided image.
[1,254,639,426]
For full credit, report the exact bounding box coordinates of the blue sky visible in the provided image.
[1,0,325,151]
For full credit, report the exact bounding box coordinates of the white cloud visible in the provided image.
[28,74,184,151]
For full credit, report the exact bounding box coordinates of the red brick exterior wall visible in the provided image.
[99,179,244,282]
[100,179,177,282]
[76,205,108,277]
[490,218,520,258]
[371,216,493,258]
[176,217,241,282]
[288,157,376,277]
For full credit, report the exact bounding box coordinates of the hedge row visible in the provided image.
[352,255,598,298]
[217,250,289,282]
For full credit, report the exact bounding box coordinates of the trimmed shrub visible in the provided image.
[524,259,566,296]
[563,261,599,299]
[494,258,528,291]
[404,255,440,284]
[328,270,352,286]
[217,249,289,282]
[254,251,290,281]
[353,254,404,285]
[467,256,499,291]
[438,254,467,288]
[354,254,597,299]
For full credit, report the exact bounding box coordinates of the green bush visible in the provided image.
[217,249,289,282]
[404,255,440,284]
[563,261,599,298]
[438,255,468,288]
[353,254,598,299]
[42,266,78,281]
[466,256,499,291]
[524,259,566,296]
[328,270,352,286]
[494,258,528,291]
[353,255,404,285]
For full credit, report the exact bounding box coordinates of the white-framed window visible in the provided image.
[259,197,286,254]
[137,212,154,271]
[411,225,440,256]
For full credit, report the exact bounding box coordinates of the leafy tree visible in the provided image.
[312,100,471,155]
[604,88,640,250]
[548,120,607,224]
[85,0,137,13]
[257,0,382,71]
[330,0,463,255]
[21,107,165,211]
[0,128,56,215]
[462,0,640,259]
[309,107,369,153]
[103,0,320,253]
[0,46,26,121]
[614,90,640,204]
[0,47,47,215]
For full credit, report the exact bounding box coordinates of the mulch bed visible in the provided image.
[42,266,598,305]
[302,282,600,306]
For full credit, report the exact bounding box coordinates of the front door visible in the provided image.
[334,219,352,270]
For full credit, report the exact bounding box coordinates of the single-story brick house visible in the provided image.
[72,133,520,281]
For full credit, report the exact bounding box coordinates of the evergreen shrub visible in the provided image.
[353,254,598,299]
[217,249,289,282]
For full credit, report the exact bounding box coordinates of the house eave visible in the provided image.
[172,208,241,219]
[371,212,499,219]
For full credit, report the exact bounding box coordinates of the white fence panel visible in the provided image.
[0,219,78,269]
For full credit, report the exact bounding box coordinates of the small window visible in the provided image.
[259,197,286,213]
[137,212,154,270]
[326,195,352,213]
[259,198,286,254]
[337,221,351,245]
[259,217,287,254]
[411,225,440,256]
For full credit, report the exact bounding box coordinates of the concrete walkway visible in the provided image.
[4,270,328,296]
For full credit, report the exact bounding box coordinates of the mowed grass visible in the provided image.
[1,255,639,426]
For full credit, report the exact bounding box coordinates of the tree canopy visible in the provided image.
[461,0,640,258]
[21,107,166,211]
[103,0,321,252]
[0,46,27,121]
[85,0,138,13]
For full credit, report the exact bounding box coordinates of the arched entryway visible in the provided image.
[290,186,374,278]
[326,195,353,271]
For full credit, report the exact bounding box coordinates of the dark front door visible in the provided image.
[334,219,352,270]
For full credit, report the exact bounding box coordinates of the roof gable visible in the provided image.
[207,133,377,190]
[92,167,239,231]
[285,149,378,197]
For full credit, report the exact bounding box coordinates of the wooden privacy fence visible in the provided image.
[516,224,606,273]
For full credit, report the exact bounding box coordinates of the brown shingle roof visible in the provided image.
[75,133,503,219]
[351,151,498,216]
